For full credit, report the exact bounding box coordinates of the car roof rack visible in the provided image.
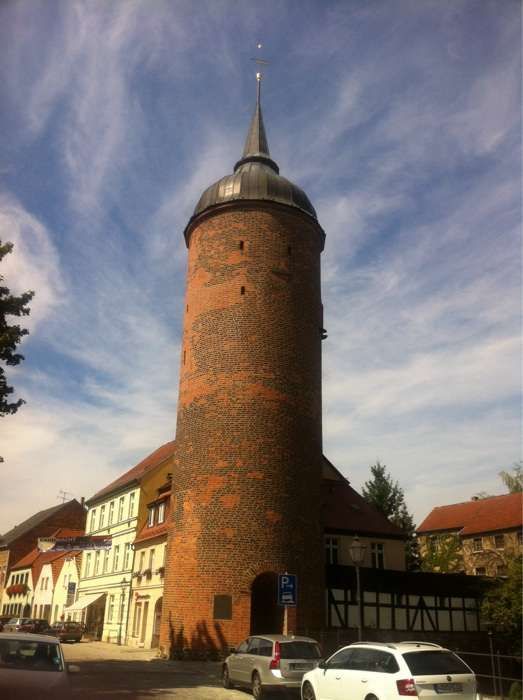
[396,641,443,648]
[349,641,397,649]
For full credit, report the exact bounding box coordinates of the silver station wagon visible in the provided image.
[223,634,322,698]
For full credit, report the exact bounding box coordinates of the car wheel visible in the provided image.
[302,682,317,700]
[252,671,264,699]
[222,665,233,689]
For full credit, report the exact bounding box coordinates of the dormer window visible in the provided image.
[157,502,166,524]
[147,507,155,527]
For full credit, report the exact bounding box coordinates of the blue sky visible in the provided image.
[0,0,520,533]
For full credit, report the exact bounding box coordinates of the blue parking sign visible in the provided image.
[278,573,297,606]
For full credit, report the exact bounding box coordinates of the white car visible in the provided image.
[0,632,80,699]
[301,641,477,700]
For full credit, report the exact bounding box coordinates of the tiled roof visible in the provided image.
[1,500,81,545]
[321,471,406,538]
[89,441,176,503]
[135,490,171,545]
[11,526,84,591]
[33,550,82,589]
[11,529,85,571]
[417,492,523,535]
[134,520,169,545]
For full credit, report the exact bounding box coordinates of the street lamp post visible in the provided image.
[118,577,128,646]
[349,536,367,641]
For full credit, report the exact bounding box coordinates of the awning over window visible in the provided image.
[64,592,105,612]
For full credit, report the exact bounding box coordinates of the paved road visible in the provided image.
[62,640,299,699]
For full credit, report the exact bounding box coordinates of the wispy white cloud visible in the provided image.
[0,194,65,332]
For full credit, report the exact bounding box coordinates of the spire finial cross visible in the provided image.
[250,42,269,103]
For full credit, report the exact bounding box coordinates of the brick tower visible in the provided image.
[160,74,326,655]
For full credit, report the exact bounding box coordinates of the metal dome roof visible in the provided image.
[193,161,317,220]
[189,77,317,225]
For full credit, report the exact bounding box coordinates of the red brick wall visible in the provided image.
[160,202,325,654]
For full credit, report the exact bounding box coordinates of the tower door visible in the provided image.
[250,572,283,635]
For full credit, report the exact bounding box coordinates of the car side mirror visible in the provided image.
[68,664,80,674]
[318,660,328,670]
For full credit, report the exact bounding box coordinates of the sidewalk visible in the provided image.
[62,639,222,676]
[63,639,161,662]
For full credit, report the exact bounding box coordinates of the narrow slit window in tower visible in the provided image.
[183,350,186,365]
[239,240,244,251]
[241,286,245,295]
[287,245,292,256]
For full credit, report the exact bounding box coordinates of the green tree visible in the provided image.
[499,462,523,493]
[481,555,522,652]
[0,241,34,417]
[362,461,420,570]
[420,533,463,573]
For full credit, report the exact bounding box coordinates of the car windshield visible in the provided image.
[280,641,322,659]
[403,651,471,675]
[0,639,63,672]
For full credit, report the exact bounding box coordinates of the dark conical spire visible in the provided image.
[234,75,279,173]
[242,78,270,158]
[187,62,322,242]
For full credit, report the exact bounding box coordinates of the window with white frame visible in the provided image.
[90,509,97,533]
[124,543,132,570]
[108,595,115,621]
[113,545,120,572]
[149,549,155,571]
[129,493,135,518]
[99,505,106,528]
[94,551,101,576]
[325,536,339,565]
[157,501,166,524]
[139,551,145,571]
[85,553,92,577]
[118,497,125,522]
[109,501,115,524]
[371,542,385,569]
[103,550,110,574]
[147,507,155,527]
[472,537,482,552]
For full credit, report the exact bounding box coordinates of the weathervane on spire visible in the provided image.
[251,42,269,101]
